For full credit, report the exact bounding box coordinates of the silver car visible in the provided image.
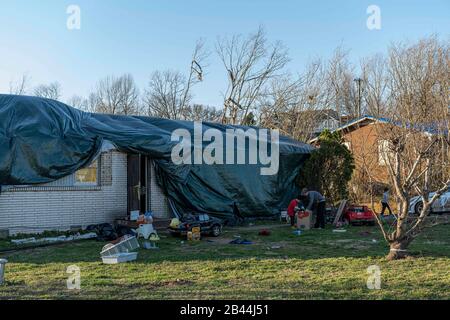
[408,188,450,214]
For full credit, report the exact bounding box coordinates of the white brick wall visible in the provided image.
[0,151,128,235]
[148,160,171,219]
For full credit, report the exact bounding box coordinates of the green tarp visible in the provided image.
[0,94,313,220]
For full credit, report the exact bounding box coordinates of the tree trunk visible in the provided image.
[386,240,410,260]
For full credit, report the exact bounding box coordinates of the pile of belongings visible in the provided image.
[86,223,136,241]
[136,212,159,241]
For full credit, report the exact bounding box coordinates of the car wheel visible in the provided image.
[414,201,423,215]
[211,225,221,237]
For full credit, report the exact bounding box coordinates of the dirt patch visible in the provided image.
[227,224,288,232]
[162,279,194,287]
[204,238,235,245]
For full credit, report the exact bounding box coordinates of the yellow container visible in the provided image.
[191,227,201,241]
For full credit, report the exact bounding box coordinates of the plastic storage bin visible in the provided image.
[101,252,138,264]
[100,235,139,257]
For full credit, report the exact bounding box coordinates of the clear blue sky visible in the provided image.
[0,0,448,107]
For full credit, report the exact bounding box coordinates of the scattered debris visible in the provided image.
[292,230,302,236]
[332,229,347,233]
[229,239,252,245]
[296,210,311,230]
[258,229,271,236]
[142,240,159,250]
[101,252,138,264]
[86,223,119,241]
[136,224,157,240]
[11,237,37,245]
[280,211,288,223]
[333,200,348,226]
[130,210,140,221]
[170,218,181,229]
[187,226,201,241]
[100,235,139,257]
[11,232,97,245]
[100,235,140,264]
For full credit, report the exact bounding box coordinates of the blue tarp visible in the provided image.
[0,94,313,220]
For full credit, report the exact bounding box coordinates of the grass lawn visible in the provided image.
[0,221,449,300]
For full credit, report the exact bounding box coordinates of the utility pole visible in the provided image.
[354,78,363,118]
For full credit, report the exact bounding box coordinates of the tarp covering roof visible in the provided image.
[0,94,313,220]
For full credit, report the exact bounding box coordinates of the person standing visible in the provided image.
[381,187,393,215]
[287,196,302,227]
[302,188,326,229]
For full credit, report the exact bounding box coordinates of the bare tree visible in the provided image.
[118,74,141,115]
[326,46,366,121]
[185,104,223,122]
[361,54,389,117]
[217,26,289,125]
[144,40,208,119]
[67,95,86,110]
[363,37,450,260]
[9,73,30,95]
[144,70,189,119]
[95,74,141,115]
[259,59,333,142]
[66,93,100,113]
[34,82,62,100]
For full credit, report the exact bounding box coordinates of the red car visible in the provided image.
[343,205,376,226]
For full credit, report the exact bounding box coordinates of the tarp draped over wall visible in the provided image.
[0,95,313,220]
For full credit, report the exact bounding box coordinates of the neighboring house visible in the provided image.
[309,116,392,187]
[311,109,341,137]
[309,115,449,200]
[268,108,342,138]
[0,149,172,235]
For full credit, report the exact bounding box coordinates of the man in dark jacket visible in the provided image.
[301,188,326,229]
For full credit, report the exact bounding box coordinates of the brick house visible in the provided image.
[0,148,172,235]
[309,116,392,196]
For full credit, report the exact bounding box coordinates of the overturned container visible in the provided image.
[100,235,140,264]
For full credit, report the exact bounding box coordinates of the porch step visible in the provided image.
[152,218,171,230]
[115,218,171,230]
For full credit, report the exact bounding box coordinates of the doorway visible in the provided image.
[127,154,148,214]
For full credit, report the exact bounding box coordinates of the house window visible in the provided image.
[74,160,99,186]
[343,141,351,150]
[378,140,390,166]
[4,159,101,191]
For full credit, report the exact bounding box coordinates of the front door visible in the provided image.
[127,154,147,214]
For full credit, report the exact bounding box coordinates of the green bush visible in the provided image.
[299,130,355,206]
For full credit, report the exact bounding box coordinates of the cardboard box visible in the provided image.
[296,212,312,230]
